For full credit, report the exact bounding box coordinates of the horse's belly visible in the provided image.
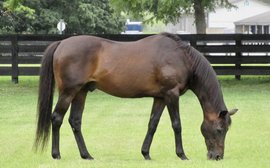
[95,76,161,98]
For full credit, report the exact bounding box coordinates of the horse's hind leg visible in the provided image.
[141,97,165,160]
[68,87,93,160]
[51,88,80,159]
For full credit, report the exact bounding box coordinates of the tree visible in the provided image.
[110,0,235,34]
[0,0,124,34]
[0,0,35,33]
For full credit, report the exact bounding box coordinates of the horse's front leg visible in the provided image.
[141,97,165,160]
[165,90,188,160]
[69,88,93,160]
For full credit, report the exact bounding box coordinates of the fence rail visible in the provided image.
[1,34,270,83]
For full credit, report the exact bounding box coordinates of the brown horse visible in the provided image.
[34,32,237,160]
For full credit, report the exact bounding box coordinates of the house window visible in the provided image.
[243,25,250,34]
[257,25,262,34]
[250,25,256,34]
[249,25,268,34]
[264,25,269,34]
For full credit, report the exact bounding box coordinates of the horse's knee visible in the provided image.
[68,118,81,132]
[51,113,63,128]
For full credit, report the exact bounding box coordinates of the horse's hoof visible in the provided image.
[144,155,151,160]
[83,156,94,160]
[81,154,94,160]
[178,153,189,160]
[142,151,151,160]
[143,154,151,160]
[52,154,61,160]
[181,156,189,160]
[83,157,94,160]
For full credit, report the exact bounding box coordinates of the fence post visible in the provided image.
[189,37,197,48]
[235,39,241,80]
[11,35,19,83]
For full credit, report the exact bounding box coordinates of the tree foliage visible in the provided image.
[110,0,235,33]
[0,0,34,33]
[0,0,124,34]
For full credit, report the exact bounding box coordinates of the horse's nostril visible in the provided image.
[216,155,221,161]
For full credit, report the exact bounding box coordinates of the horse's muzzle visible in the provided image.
[207,151,224,161]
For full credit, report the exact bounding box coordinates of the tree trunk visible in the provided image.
[193,0,206,34]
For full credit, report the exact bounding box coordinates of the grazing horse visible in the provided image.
[34,32,237,160]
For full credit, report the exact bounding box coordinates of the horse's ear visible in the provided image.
[219,110,228,118]
[229,109,238,116]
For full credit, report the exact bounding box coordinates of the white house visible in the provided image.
[208,0,270,33]
[234,10,270,34]
[165,0,270,34]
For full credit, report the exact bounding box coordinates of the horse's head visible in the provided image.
[201,109,238,160]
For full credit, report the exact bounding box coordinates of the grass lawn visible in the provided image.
[0,76,270,168]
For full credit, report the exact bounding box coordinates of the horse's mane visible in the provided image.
[160,32,227,113]
[159,32,214,82]
[159,32,188,48]
[160,32,182,43]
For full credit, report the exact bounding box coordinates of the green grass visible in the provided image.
[0,76,270,168]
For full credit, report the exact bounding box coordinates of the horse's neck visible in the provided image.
[189,53,227,117]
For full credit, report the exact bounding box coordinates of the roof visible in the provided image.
[234,11,270,25]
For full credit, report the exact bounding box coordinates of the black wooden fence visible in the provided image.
[1,34,270,83]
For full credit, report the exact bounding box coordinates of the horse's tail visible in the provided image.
[34,41,61,151]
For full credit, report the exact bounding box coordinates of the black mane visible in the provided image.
[160,32,182,43]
